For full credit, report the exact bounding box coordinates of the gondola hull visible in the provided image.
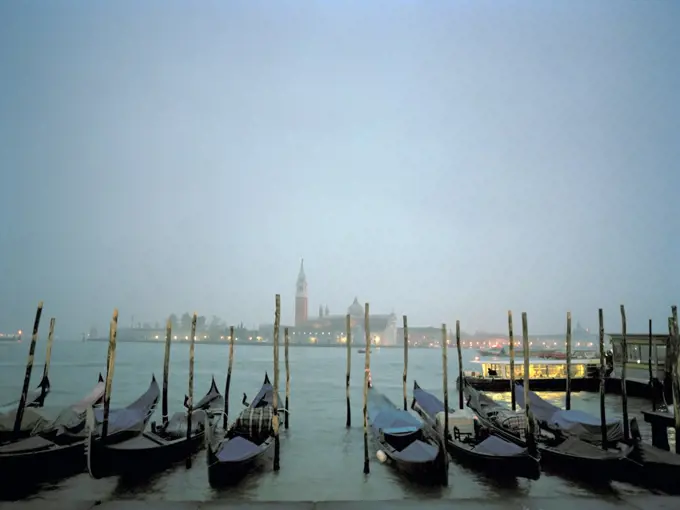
[464,385,628,478]
[207,435,274,485]
[368,386,447,484]
[412,381,540,480]
[87,425,206,479]
[87,378,223,479]
[0,376,159,493]
[206,373,280,486]
[445,438,540,478]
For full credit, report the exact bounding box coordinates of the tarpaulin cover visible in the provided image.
[473,435,526,456]
[514,384,622,443]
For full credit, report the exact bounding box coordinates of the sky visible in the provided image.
[1,0,679,338]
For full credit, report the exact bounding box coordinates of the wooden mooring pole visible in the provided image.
[102,309,119,440]
[185,313,197,468]
[671,306,680,454]
[273,294,281,471]
[649,319,656,412]
[620,305,630,441]
[521,312,537,456]
[345,314,351,427]
[363,302,371,475]
[598,308,608,450]
[285,326,290,430]
[565,312,572,410]
[403,315,409,410]
[456,321,463,410]
[13,302,44,437]
[42,317,55,384]
[224,325,235,429]
[508,311,516,411]
[441,322,450,485]
[162,318,172,427]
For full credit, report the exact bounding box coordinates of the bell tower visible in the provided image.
[295,259,308,327]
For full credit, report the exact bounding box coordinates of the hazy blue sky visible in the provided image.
[1,0,679,338]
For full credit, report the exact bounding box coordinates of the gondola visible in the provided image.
[367,384,447,484]
[206,373,280,485]
[513,384,680,491]
[86,377,224,479]
[411,381,540,479]
[464,384,630,478]
[0,375,52,442]
[0,375,160,490]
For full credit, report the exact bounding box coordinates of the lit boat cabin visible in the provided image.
[466,358,600,380]
[608,333,670,381]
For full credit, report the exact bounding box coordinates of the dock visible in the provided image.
[1,496,679,510]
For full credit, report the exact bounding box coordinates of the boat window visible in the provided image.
[627,345,640,362]
[572,364,586,378]
[657,346,666,364]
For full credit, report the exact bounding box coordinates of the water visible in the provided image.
[0,341,665,501]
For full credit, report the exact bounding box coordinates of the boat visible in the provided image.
[461,357,601,392]
[624,422,680,493]
[206,373,280,485]
[86,377,224,479]
[464,384,630,478]
[367,384,447,484]
[513,384,623,444]
[513,385,680,491]
[0,375,52,442]
[0,375,160,490]
[411,381,540,479]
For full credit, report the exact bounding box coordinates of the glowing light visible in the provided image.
[17,330,22,335]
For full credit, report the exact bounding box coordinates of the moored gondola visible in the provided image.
[0,375,52,442]
[465,384,630,478]
[412,381,540,479]
[206,373,280,485]
[86,377,224,479]
[512,384,680,491]
[0,375,159,492]
[367,384,447,484]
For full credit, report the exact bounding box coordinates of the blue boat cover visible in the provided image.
[413,386,447,417]
[473,434,526,456]
[368,390,422,432]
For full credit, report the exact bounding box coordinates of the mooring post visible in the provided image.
[598,308,608,450]
[13,302,44,436]
[456,321,463,410]
[403,315,409,411]
[224,325,235,429]
[671,306,680,455]
[565,312,572,410]
[508,311,516,411]
[285,326,290,430]
[273,295,281,471]
[648,319,656,411]
[102,309,119,440]
[441,322,450,485]
[162,317,172,427]
[363,302,371,475]
[345,314,352,428]
[185,313,197,468]
[521,312,537,457]
[620,305,630,441]
[42,317,55,384]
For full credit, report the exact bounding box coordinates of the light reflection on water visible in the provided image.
[0,341,669,501]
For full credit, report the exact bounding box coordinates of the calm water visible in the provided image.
[0,341,666,501]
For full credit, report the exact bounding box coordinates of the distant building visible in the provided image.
[260,261,398,346]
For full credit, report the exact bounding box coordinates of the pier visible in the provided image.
[1,496,679,510]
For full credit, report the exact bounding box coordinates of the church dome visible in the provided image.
[348,297,363,317]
